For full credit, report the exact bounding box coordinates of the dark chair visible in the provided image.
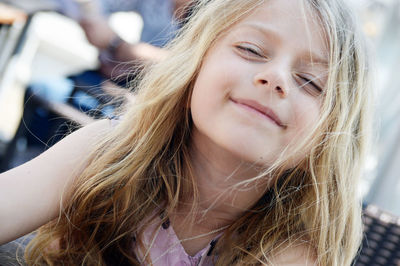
[354,204,400,266]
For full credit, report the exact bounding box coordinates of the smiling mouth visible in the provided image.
[230,98,286,129]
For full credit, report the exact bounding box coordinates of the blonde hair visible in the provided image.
[25,0,372,265]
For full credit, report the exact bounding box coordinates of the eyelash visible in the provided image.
[297,75,323,95]
[236,44,263,58]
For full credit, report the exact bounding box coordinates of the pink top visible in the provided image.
[134,218,218,266]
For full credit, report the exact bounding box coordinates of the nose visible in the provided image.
[253,62,289,98]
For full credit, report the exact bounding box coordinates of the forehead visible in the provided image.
[227,0,328,65]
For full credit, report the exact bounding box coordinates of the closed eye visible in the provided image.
[298,75,323,96]
[237,45,261,56]
[235,44,265,59]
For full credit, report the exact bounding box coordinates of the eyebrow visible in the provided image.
[237,22,329,66]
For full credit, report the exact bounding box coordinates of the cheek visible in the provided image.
[190,74,225,135]
[282,98,321,163]
[190,59,240,116]
[292,96,321,135]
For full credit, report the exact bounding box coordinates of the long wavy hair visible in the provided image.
[25,0,372,265]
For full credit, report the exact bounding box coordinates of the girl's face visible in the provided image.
[190,0,328,168]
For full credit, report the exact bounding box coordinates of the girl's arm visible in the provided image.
[0,119,111,245]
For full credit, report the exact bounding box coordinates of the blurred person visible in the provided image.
[11,0,194,164]
[67,0,194,79]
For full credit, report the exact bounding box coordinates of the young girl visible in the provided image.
[0,0,372,265]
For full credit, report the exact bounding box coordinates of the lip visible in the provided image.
[230,98,286,129]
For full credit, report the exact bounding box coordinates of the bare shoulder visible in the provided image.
[0,119,113,244]
[270,243,318,266]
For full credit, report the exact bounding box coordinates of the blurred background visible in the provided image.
[0,0,399,216]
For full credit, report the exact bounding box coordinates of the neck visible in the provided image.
[178,130,272,231]
[168,130,273,256]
